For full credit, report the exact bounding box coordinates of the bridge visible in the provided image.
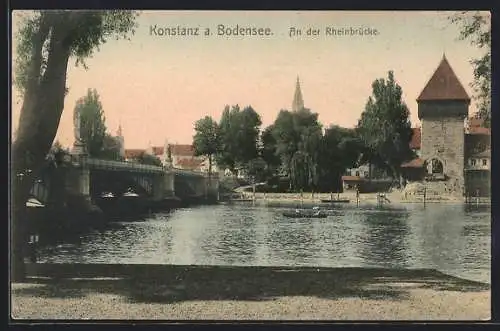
[29,151,219,216]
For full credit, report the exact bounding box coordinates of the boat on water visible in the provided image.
[282,207,328,218]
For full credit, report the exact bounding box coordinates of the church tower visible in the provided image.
[417,54,470,196]
[116,122,125,159]
[292,76,305,112]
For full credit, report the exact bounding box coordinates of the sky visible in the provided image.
[11,11,490,149]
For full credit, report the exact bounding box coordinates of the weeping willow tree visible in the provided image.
[11,10,139,281]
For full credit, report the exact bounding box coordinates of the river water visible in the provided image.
[38,203,491,284]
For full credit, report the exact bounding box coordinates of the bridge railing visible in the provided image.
[86,158,164,174]
[82,158,219,178]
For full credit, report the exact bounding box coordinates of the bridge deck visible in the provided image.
[84,158,213,178]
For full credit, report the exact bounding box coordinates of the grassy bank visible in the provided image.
[11,264,490,320]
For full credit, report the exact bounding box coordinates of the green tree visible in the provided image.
[272,108,322,191]
[99,134,124,161]
[76,88,107,157]
[216,105,262,176]
[12,10,138,281]
[246,157,268,183]
[135,152,163,167]
[317,126,363,192]
[193,116,220,176]
[237,106,262,167]
[216,105,239,174]
[260,125,282,180]
[449,11,491,126]
[357,71,413,181]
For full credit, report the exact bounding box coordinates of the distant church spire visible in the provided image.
[116,120,125,159]
[292,76,304,112]
[117,121,123,137]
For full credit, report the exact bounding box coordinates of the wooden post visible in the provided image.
[423,186,426,208]
[252,176,256,205]
[356,186,359,207]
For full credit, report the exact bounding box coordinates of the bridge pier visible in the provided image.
[163,171,175,198]
[65,150,102,218]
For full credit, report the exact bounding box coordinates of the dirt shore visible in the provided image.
[11,264,490,320]
[236,191,490,206]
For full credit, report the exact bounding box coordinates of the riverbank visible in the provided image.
[235,192,491,206]
[11,264,490,320]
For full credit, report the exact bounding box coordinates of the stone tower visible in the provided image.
[417,55,470,196]
[292,76,304,111]
[116,123,125,159]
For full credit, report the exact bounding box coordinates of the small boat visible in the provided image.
[320,199,350,203]
[283,208,328,218]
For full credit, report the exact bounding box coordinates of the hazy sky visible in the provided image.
[11,11,489,149]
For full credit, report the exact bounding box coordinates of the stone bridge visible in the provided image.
[29,153,219,213]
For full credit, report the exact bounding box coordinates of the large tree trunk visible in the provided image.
[11,14,74,281]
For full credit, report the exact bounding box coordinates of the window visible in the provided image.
[355,171,360,177]
[471,159,476,166]
[482,159,487,166]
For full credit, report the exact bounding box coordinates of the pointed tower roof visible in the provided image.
[292,76,305,111]
[417,55,470,102]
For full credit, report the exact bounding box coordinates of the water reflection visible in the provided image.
[357,208,411,268]
[38,203,491,283]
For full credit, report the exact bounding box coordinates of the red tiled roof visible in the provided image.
[176,158,203,170]
[341,175,364,182]
[467,127,491,135]
[417,56,470,102]
[410,127,421,150]
[401,158,424,168]
[170,144,195,156]
[125,149,145,159]
[151,146,164,156]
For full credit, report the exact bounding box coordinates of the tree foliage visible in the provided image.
[216,105,262,175]
[449,11,491,126]
[76,88,107,157]
[14,11,139,93]
[193,116,220,175]
[99,134,124,161]
[357,71,413,177]
[271,108,322,191]
[134,151,163,167]
[317,126,363,191]
[12,10,138,281]
[260,125,281,179]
